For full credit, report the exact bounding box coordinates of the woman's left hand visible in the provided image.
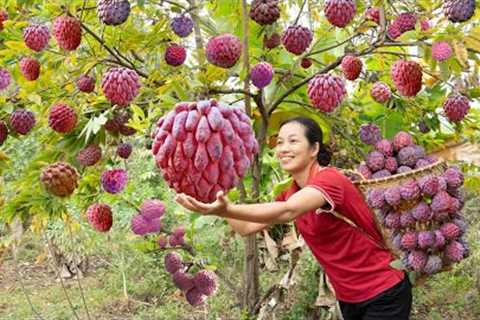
[175,191,230,216]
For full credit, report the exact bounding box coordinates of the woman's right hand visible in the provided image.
[175,191,230,216]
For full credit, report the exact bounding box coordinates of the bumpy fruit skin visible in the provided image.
[10,109,36,135]
[77,144,102,166]
[53,16,81,51]
[140,199,165,220]
[97,0,131,26]
[417,231,434,249]
[444,166,464,189]
[341,55,362,80]
[440,222,461,240]
[117,143,132,159]
[431,191,452,213]
[359,124,381,146]
[101,67,140,107]
[172,271,194,291]
[48,103,77,133]
[164,252,183,274]
[307,73,346,112]
[407,250,427,272]
[0,121,8,146]
[420,20,430,31]
[105,111,135,135]
[410,201,432,222]
[263,32,281,49]
[415,159,430,169]
[185,287,206,306]
[131,214,160,235]
[431,41,453,61]
[384,157,398,173]
[418,175,439,196]
[423,255,442,275]
[370,82,391,103]
[76,74,95,93]
[391,60,422,97]
[372,169,391,179]
[193,270,217,296]
[19,57,40,81]
[374,139,393,157]
[165,44,187,66]
[357,163,372,179]
[384,212,401,229]
[324,0,356,28]
[433,230,445,249]
[249,0,280,25]
[401,231,417,250]
[170,15,193,37]
[101,169,128,194]
[365,7,380,24]
[445,240,465,262]
[387,13,416,40]
[384,187,401,206]
[397,166,411,173]
[206,34,242,68]
[392,131,413,152]
[301,58,312,69]
[399,180,420,201]
[40,162,79,197]
[23,24,50,52]
[157,235,168,249]
[250,62,273,89]
[152,100,259,203]
[400,211,415,228]
[443,0,475,22]
[281,25,313,55]
[443,95,470,122]
[0,10,8,30]
[397,146,418,167]
[86,203,113,232]
[0,68,11,90]
[366,151,385,172]
[367,188,385,209]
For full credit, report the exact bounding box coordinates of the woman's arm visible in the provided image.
[176,187,329,224]
[225,218,270,236]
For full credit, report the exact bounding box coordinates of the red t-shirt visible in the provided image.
[276,163,404,303]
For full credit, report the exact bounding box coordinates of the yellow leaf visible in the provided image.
[30,215,48,234]
[452,40,468,68]
[4,40,27,52]
[464,36,480,53]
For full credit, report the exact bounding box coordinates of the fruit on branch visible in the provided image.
[101,168,128,194]
[170,14,193,38]
[263,32,281,49]
[40,162,79,197]
[442,94,470,122]
[324,0,356,28]
[105,111,136,136]
[86,203,113,232]
[185,287,207,306]
[431,41,453,61]
[77,144,102,166]
[0,68,11,90]
[140,199,165,220]
[117,142,132,159]
[48,102,77,134]
[0,121,8,146]
[301,58,312,69]
[391,60,422,97]
[205,33,242,68]
[19,57,40,81]
[420,20,430,31]
[359,123,381,145]
[0,10,8,31]
[157,235,168,249]
[97,0,131,26]
[249,0,280,25]
[250,62,273,89]
[370,82,391,103]
[281,25,313,55]
[365,7,380,24]
[10,109,36,135]
[307,73,346,112]
[76,74,95,93]
[53,16,82,51]
[193,270,218,296]
[443,0,476,22]
[165,44,187,66]
[164,252,183,274]
[101,67,140,107]
[23,24,50,52]
[173,271,194,291]
[387,13,416,40]
[341,55,362,80]
[151,99,258,203]
[131,214,160,235]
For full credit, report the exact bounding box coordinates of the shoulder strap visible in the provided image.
[329,211,399,259]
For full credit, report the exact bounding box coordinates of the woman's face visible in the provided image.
[275,122,318,174]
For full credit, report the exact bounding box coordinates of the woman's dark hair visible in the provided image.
[279,116,332,166]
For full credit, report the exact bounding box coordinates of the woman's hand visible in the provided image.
[175,191,230,216]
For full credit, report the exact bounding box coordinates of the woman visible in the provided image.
[175,117,412,320]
